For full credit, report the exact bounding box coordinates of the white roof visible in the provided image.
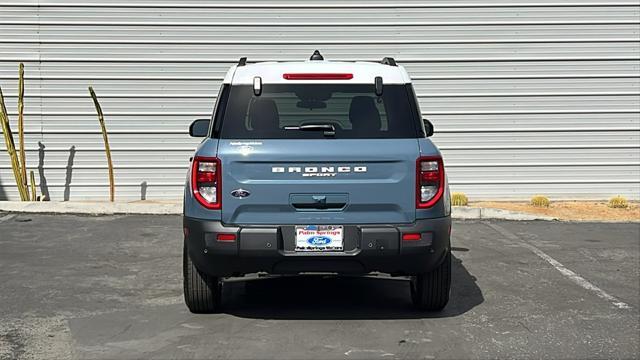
[224,60,412,85]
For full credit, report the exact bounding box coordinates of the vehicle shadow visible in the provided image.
[221,253,483,320]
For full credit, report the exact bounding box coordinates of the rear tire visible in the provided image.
[410,250,451,311]
[183,243,221,313]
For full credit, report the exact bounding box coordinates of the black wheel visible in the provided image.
[410,250,451,311]
[183,243,221,313]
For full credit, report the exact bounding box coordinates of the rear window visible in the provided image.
[216,84,420,139]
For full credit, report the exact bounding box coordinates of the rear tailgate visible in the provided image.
[218,139,418,225]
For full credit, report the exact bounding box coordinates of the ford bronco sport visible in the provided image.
[183,51,452,313]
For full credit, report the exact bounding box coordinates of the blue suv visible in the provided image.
[183,52,452,313]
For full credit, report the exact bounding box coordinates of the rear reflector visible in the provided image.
[216,233,236,242]
[402,233,422,241]
[283,73,353,80]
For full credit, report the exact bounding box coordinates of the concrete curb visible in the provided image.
[0,201,557,221]
[0,201,181,215]
[452,206,558,221]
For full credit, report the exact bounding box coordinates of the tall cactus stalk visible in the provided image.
[30,170,37,201]
[88,86,115,202]
[0,87,29,200]
[18,63,29,199]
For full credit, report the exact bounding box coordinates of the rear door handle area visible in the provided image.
[292,202,347,210]
[289,194,348,211]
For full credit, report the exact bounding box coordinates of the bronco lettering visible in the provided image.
[271,166,367,176]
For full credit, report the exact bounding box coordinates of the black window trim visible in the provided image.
[405,84,426,138]
[210,84,231,138]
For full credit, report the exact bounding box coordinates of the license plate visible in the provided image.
[295,225,343,252]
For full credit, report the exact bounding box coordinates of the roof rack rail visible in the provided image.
[381,57,397,66]
[237,57,247,67]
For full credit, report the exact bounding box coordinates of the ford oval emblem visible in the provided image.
[230,189,250,198]
[307,236,332,246]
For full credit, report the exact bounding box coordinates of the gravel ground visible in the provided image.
[473,201,640,222]
[0,214,638,359]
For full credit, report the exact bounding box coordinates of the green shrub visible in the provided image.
[608,195,628,209]
[451,192,469,206]
[530,195,550,208]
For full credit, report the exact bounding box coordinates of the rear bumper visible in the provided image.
[183,217,451,277]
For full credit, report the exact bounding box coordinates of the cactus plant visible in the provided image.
[29,170,37,201]
[89,86,115,202]
[451,192,469,206]
[530,195,550,208]
[608,195,628,209]
[18,63,28,199]
[0,86,29,200]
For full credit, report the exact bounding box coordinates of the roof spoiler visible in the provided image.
[381,57,397,66]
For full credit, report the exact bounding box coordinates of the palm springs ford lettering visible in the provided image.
[272,166,368,177]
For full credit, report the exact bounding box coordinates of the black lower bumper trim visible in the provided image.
[183,217,451,277]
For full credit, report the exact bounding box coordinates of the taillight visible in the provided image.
[191,156,221,209]
[416,156,445,208]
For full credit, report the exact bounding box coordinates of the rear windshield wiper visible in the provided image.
[284,124,336,137]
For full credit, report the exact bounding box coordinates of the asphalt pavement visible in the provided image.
[0,214,638,359]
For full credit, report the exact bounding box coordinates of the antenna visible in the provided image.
[381,57,397,66]
[310,50,324,61]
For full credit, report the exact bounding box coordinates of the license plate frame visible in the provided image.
[295,225,344,252]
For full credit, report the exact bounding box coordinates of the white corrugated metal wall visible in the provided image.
[1,1,639,201]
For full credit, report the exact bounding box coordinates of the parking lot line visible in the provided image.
[485,222,631,310]
[0,213,15,223]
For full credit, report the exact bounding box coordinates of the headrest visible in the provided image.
[249,99,280,132]
[349,96,381,132]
